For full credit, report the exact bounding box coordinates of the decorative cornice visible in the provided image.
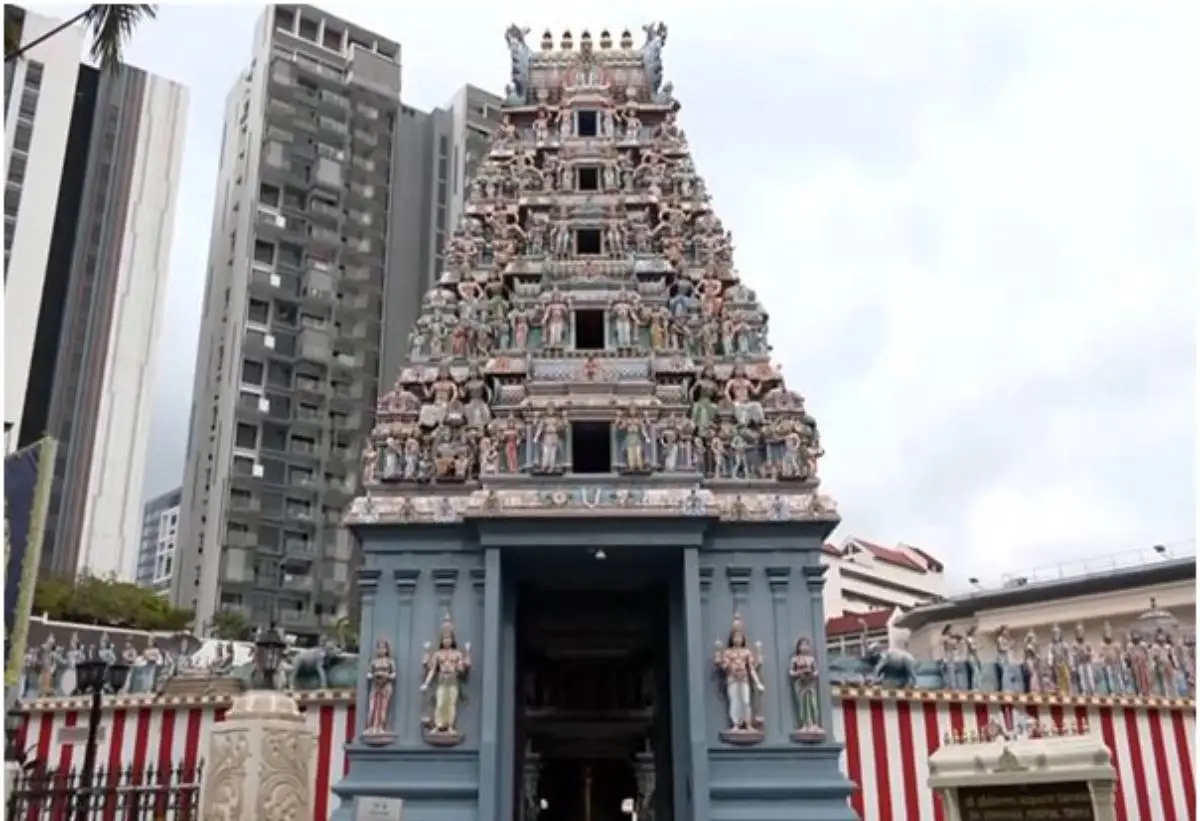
[393,568,421,592]
[14,686,1194,715]
[832,684,1197,711]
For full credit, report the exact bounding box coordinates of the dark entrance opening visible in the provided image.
[576,228,601,256]
[576,110,598,137]
[574,309,606,350]
[515,584,673,821]
[570,421,611,474]
[577,167,599,192]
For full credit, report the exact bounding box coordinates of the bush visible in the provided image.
[33,573,195,632]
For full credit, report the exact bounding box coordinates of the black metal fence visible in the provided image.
[6,761,203,821]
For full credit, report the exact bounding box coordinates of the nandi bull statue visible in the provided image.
[281,637,348,691]
[859,619,918,688]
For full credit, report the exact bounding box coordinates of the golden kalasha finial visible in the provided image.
[619,29,634,49]
[599,29,613,50]
[560,30,573,51]
[540,29,554,51]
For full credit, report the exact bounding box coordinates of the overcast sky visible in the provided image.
[47,3,1196,584]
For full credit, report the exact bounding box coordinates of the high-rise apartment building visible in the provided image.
[3,7,188,580]
[136,487,182,594]
[173,5,503,641]
[172,5,406,640]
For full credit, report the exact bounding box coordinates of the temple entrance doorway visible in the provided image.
[515,581,673,821]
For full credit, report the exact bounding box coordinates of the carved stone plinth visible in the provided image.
[719,727,764,746]
[359,728,396,747]
[421,728,465,748]
[161,673,246,698]
[789,726,827,744]
[198,690,318,821]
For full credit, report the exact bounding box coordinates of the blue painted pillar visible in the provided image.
[803,564,836,729]
[682,547,712,821]
[356,568,381,738]
[478,547,504,821]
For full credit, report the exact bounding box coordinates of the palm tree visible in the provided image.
[5,5,157,70]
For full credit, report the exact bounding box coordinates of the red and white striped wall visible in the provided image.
[16,691,1196,821]
[835,694,1196,821]
[16,698,357,821]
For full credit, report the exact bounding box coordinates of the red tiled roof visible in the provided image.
[825,607,895,637]
[905,545,944,572]
[821,542,841,557]
[847,538,927,573]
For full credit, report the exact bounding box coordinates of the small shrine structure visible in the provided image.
[927,721,1118,821]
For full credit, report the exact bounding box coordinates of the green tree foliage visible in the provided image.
[5,5,157,70]
[210,609,252,641]
[33,573,194,631]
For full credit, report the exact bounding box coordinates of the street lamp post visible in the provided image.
[254,623,288,691]
[73,657,130,821]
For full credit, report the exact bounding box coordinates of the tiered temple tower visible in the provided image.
[335,23,855,821]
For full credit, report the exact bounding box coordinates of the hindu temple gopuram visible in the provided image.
[337,21,851,821]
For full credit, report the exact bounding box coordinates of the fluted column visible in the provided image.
[766,566,791,743]
[802,564,834,730]
[393,569,420,741]
[355,568,381,740]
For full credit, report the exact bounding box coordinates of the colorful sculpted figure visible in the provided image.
[421,614,471,740]
[363,638,397,743]
[788,637,824,741]
[1022,630,1041,693]
[1047,624,1072,695]
[1099,622,1127,694]
[1071,623,1096,696]
[1126,629,1153,696]
[939,625,961,690]
[1152,628,1178,697]
[963,626,984,691]
[714,612,765,738]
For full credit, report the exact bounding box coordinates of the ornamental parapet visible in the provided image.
[14,684,1194,715]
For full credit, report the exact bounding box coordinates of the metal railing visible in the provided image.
[6,761,203,821]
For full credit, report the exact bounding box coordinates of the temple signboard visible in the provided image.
[928,724,1117,821]
[958,781,1095,821]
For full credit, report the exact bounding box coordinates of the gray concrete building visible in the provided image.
[172,4,499,644]
[136,487,182,594]
[4,6,188,581]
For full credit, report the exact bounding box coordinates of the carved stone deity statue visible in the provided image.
[939,625,962,690]
[1126,628,1153,696]
[788,636,824,742]
[1047,624,1072,695]
[994,625,1021,692]
[1151,628,1178,697]
[1022,630,1042,693]
[963,626,983,691]
[713,612,765,744]
[531,405,566,474]
[1099,621,1127,694]
[362,638,398,745]
[421,614,471,745]
[1071,622,1096,696]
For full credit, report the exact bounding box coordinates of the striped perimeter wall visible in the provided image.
[835,696,1196,821]
[15,693,1196,821]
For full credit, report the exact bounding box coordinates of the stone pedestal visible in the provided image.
[197,690,318,821]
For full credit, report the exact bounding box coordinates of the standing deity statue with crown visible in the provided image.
[714,612,766,744]
[420,613,471,745]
